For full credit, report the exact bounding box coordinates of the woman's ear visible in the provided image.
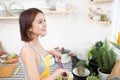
[29,28,32,32]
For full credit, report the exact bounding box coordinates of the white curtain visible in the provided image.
[111,0,120,41]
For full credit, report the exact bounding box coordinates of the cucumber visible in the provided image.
[13,66,20,75]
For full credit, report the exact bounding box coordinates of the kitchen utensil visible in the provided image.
[58,60,63,68]
[57,57,63,68]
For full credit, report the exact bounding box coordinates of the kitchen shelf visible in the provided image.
[43,10,72,14]
[88,7,111,24]
[0,16,19,20]
[89,18,111,24]
[90,0,113,3]
[0,10,72,20]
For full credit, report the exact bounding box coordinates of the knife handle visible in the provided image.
[58,62,63,68]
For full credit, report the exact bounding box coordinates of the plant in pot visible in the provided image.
[97,39,117,80]
[88,41,104,75]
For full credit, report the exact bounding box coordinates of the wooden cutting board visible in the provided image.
[0,65,17,78]
[109,60,120,79]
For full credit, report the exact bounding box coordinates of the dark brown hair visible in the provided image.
[19,8,44,42]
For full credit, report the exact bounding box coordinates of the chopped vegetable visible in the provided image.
[13,66,21,75]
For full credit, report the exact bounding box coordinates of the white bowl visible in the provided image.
[72,67,90,77]
[0,1,8,16]
[9,9,24,16]
[8,1,24,16]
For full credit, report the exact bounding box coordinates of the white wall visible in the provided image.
[0,0,115,60]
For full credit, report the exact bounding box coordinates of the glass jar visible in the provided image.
[100,10,110,21]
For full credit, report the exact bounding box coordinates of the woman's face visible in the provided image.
[29,12,47,37]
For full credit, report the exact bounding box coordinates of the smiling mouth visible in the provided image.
[42,29,46,32]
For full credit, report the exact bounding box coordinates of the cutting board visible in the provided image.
[0,65,17,78]
[109,60,120,79]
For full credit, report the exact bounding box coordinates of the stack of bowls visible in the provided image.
[8,1,24,16]
[0,1,8,16]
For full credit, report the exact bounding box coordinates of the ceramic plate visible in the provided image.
[72,68,90,77]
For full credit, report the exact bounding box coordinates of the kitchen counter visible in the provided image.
[0,56,81,80]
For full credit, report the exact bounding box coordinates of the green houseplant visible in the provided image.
[97,40,116,74]
[96,40,117,80]
[88,40,117,80]
[88,41,104,74]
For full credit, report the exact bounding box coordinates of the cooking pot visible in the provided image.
[58,49,71,54]
[55,48,72,63]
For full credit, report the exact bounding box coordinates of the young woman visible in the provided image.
[19,8,69,80]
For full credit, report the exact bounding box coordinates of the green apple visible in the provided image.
[10,53,17,58]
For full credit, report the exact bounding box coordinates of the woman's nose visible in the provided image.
[43,22,47,27]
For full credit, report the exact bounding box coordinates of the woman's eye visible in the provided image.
[39,21,42,23]
[38,19,46,24]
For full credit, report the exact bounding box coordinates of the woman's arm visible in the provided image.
[21,46,41,80]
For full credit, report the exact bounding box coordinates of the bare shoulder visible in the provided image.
[21,46,36,62]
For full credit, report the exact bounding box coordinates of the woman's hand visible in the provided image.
[54,68,70,79]
[48,50,62,61]
[44,68,70,80]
